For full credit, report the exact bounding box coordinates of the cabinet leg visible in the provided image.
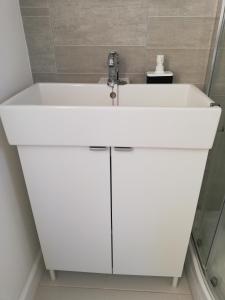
[172,277,179,288]
[49,270,56,281]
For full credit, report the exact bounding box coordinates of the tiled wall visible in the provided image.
[19,0,219,87]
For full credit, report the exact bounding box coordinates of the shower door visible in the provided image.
[206,201,225,300]
[192,131,225,267]
[192,3,225,299]
[192,8,225,268]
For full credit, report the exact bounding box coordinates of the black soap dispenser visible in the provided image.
[146,55,173,84]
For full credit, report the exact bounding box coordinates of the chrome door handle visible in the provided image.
[89,146,108,151]
[114,147,133,152]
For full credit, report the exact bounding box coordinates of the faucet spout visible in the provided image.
[107,51,119,87]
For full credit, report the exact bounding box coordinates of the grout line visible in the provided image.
[147,16,216,19]
[52,45,211,50]
[20,6,49,8]
[21,15,49,17]
[32,72,143,75]
[22,15,49,18]
[54,44,211,49]
[20,14,217,19]
[54,44,146,47]
[46,0,57,74]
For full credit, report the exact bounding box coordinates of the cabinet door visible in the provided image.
[18,146,112,273]
[112,147,207,277]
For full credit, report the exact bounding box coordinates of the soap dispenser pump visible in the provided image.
[155,55,165,73]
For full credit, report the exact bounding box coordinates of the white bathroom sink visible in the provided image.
[0,83,221,149]
[0,82,220,279]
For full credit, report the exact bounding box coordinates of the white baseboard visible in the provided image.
[185,239,215,300]
[19,250,44,300]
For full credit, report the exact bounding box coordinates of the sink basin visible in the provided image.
[0,83,221,149]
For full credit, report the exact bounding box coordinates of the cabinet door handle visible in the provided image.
[114,147,133,152]
[89,146,108,151]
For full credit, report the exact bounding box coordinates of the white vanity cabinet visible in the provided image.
[0,83,221,282]
[17,145,208,279]
[111,147,208,277]
[17,146,112,274]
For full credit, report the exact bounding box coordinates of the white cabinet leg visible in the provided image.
[49,270,56,281]
[172,277,179,288]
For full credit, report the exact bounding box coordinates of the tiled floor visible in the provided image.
[35,271,193,300]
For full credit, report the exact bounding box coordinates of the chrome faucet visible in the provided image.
[107,51,119,87]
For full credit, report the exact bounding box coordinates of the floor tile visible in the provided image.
[35,286,181,300]
[41,271,191,295]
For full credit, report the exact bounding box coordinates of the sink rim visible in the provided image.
[0,82,214,109]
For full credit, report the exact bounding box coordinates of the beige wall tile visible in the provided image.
[115,47,146,73]
[33,73,106,83]
[165,49,209,83]
[20,7,49,16]
[178,296,193,300]
[194,83,204,91]
[122,74,146,84]
[55,73,106,83]
[22,17,56,73]
[20,0,48,8]
[29,54,55,73]
[55,46,146,74]
[55,46,109,73]
[33,73,57,82]
[147,0,218,17]
[48,0,147,45]
[61,0,147,9]
[147,17,215,49]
